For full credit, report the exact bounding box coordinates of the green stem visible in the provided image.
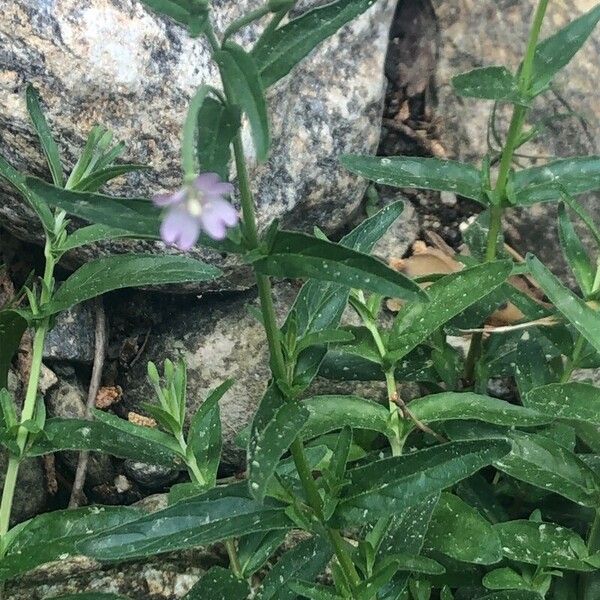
[222,5,271,42]
[384,370,404,457]
[471,0,549,387]
[0,318,49,549]
[561,334,586,383]
[212,37,360,590]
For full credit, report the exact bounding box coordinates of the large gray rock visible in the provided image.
[433,0,600,281]
[0,0,395,291]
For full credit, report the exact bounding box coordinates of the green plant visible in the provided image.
[0,1,599,599]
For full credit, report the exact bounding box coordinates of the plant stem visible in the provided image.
[561,334,586,383]
[224,69,361,597]
[472,0,549,384]
[0,237,55,550]
[0,320,49,547]
[222,5,271,42]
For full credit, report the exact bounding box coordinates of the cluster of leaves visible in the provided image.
[0,1,599,600]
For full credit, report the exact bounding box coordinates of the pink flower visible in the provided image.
[153,173,239,250]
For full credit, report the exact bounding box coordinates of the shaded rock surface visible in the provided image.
[0,0,395,291]
[433,0,600,280]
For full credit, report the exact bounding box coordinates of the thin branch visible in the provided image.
[68,299,107,508]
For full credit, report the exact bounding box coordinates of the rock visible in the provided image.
[124,460,179,490]
[0,0,395,292]
[119,281,404,471]
[0,453,47,525]
[47,380,115,486]
[433,0,600,281]
[43,302,97,364]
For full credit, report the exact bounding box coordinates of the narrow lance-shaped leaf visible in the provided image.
[527,254,600,355]
[26,84,64,187]
[252,230,426,302]
[248,397,309,501]
[494,431,600,507]
[29,413,183,468]
[196,98,240,179]
[0,156,55,231]
[218,42,270,162]
[399,392,550,439]
[0,506,142,582]
[495,519,596,571]
[388,261,512,361]
[511,157,600,205]
[333,439,510,524]
[60,224,136,252]
[301,395,392,440]
[79,492,292,561]
[26,177,160,237]
[341,155,486,205]
[72,164,151,193]
[253,0,377,87]
[42,255,221,316]
[529,4,600,96]
[139,0,209,36]
[260,536,333,600]
[452,66,521,102]
[525,382,600,425]
[558,202,596,295]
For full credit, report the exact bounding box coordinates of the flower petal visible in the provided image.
[199,209,227,240]
[206,198,239,227]
[153,188,186,207]
[195,173,234,196]
[160,208,201,251]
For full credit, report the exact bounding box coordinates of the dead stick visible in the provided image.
[68,299,106,508]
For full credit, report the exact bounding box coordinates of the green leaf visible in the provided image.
[341,155,485,205]
[452,66,520,102]
[512,157,600,205]
[218,42,270,162]
[525,382,600,426]
[196,97,240,179]
[0,310,28,389]
[72,164,150,193]
[527,254,600,355]
[495,519,595,571]
[558,203,595,296]
[261,536,333,600]
[530,4,600,95]
[333,440,510,524]
[26,176,161,237]
[26,84,64,187]
[29,413,183,467]
[60,224,135,252]
[289,582,342,600]
[187,379,231,490]
[475,593,542,600]
[0,155,55,231]
[401,392,549,440]
[287,201,406,391]
[139,0,209,36]
[253,230,426,302]
[295,329,355,355]
[0,506,141,581]
[248,397,309,501]
[483,567,541,592]
[79,492,292,561]
[388,261,512,361]
[494,431,600,507]
[43,255,221,316]
[237,530,287,578]
[184,566,249,599]
[302,395,391,440]
[424,492,502,565]
[515,337,558,397]
[253,0,377,87]
[375,496,440,600]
